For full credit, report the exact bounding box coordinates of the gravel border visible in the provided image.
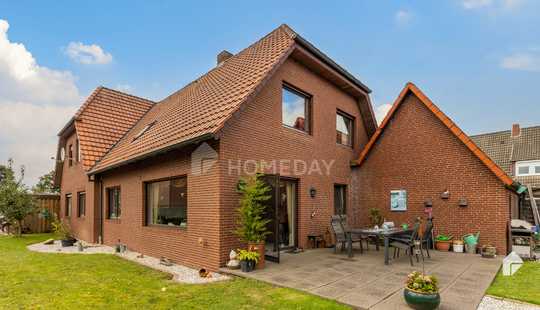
[27,240,229,284]
[478,296,540,310]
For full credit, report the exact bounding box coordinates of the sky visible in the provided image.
[0,0,539,186]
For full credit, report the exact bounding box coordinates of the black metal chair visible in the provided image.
[330,215,365,254]
[390,220,421,266]
[420,219,434,258]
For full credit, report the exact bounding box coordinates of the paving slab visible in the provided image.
[220,247,502,309]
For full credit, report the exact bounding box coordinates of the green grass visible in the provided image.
[0,234,348,310]
[486,261,540,305]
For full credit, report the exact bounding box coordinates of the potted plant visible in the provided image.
[368,208,384,227]
[51,216,75,247]
[235,172,271,269]
[237,249,260,272]
[404,271,440,310]
[434,234,453,251]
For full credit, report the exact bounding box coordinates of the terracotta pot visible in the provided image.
[435,240,451,251]
[248,242,265,269]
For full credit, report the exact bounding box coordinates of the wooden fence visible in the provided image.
[22,194,60,233]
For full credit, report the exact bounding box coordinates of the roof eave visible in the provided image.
[293,34,372,94]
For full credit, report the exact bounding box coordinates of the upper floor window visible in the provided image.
[145,177,188,227]
[336,111,354,147]
[516,160,540,176]
[76,139,81,162]
[65,193,72,217]
[107,187,121,219]
[282,85,311,133]
[68,144,73,167]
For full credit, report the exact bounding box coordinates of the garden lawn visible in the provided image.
[486,261,540,305]
[0,234,349,310]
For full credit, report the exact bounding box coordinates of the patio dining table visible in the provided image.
[347,227,413,265]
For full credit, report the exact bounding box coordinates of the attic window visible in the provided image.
[516,160,540,176]
[132,121,156,142]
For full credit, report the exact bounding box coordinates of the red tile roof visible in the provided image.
[352,82,515,187]
[89,25,298,173]
[73,87,154,170]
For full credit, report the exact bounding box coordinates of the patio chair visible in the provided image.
[389,220,421,266]
[338,215,372,251]
[419,218,434,258]
[330,215,364,254]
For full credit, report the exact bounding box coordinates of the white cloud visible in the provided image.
[374,104,393,125]
[115,84,133,93]
[461,0,525,10]
[0,19,81,186]
[500,52,540,72]
[395,10,413,26]
[65,41,113,65]
[462,0,493,9]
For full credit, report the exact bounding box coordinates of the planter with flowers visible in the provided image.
[404,271,440,310]
[237,249,260,273]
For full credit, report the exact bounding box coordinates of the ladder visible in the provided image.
[527,185,540,228]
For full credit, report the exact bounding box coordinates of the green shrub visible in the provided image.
[406,271,439,293]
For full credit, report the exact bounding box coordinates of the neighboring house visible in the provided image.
[471,124,540,223]
[55,25,520,269]
[56,24,377,270]
[351,84,519,254]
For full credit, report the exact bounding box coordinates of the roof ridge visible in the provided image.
[353,82,515,188]
[99,86,155,104]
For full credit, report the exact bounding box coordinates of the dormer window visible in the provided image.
[516,160,540,176]
[132,121,156,142]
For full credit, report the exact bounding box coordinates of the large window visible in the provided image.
[107,187,121,219]
[65,193,72,217]
[146,177,187,227]
[77,192,86,217]
[282,85,311,133]
[336,112,353,146]
[516,160,540,176]
[334,185,347,215]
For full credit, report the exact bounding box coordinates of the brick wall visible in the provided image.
[218,58,371,264]
[352,93,514,254]
[60,131,98,242]
[99,142,222,271]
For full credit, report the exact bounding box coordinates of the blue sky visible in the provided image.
[0,0,539,185]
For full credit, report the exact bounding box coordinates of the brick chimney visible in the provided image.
[511,123,521,137]
[217,50,233,65]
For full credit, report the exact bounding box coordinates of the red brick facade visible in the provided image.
[351,92,516,254]
[59,57,371,270]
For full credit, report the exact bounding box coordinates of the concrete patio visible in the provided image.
[222,246,502,309]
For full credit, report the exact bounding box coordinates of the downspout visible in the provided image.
[98,175,104,244]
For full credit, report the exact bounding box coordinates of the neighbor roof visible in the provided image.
[352,82,515,188]
[471,125,540,177]
[88,24,375,174]
[60,87,154,170]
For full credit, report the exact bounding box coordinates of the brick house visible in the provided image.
[471,124,540,223]
[56,24,377,270]
[351,83,520,254]
[56,25,519,270]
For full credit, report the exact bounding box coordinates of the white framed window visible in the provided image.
[515,160,540,176]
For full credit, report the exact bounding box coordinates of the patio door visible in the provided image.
[262,175,297,263]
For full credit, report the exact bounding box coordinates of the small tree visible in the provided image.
[0,159,36,236]
[32,170,59,194]
[235,173,272,243]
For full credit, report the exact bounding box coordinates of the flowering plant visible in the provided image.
[405,271,439,293]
